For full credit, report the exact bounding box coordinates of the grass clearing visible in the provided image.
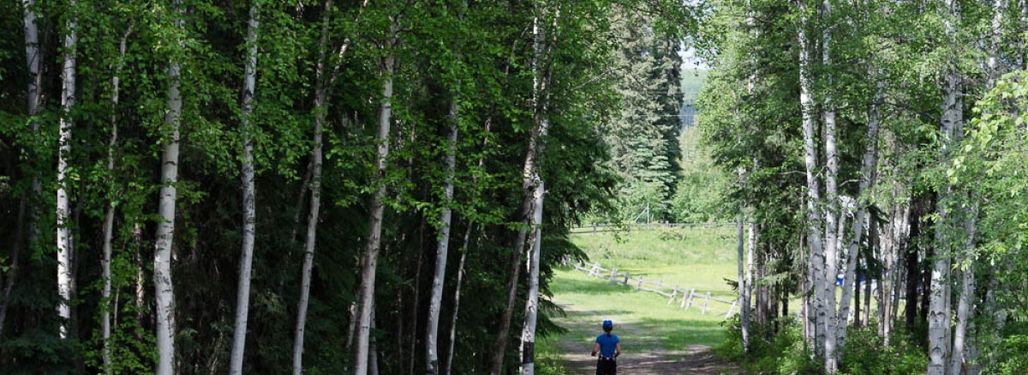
[570,226,737,297]
[538,226,740,373]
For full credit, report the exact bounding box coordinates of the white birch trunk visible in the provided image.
[3,0,43,341]
[928,17,963,375]
[820,2,839,370]
[353,36,396,375]
[490,14,550,375]
[154,2,185,373]
[928,0,963,366]
[291,1,337,372]
[950,206,978,374]
[22,0,43,208]
[836,70,882,355]
[519,181,545,375]
[229,4,260,373]
[101,24,132,374]
[426,99,459,375]
[443,225,472,375]
[56,0,78,340]
[797,1,827,360]
[445,115,492,375]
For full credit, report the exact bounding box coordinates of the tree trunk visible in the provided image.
[929,33,958,375]
[22,0,44,256]
[950,206,978,374]
[55,0,78,340]
[353,31,397,375]
[4,0,43,342]
[736,183,749,351]
[490,13,551,375]
[229,4,260,374]
[154,2,185,373]
[928,1,963,368]
[820,1,839,369]
[100,24,132,374]
[905,204,921,330]
[864,214,875,327]
[444,112,492,375]
[443,224,473,375]
[854,256,861,328]
[369,299,379,375]
[797,1,827,361]
[519,181,545,375]
[837,68,882,355]
[426,99,459,375]
[292,0,356,372]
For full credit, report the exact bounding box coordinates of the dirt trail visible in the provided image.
[555,303,743,375]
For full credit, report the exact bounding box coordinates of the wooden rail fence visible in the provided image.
[569,222,732,234]
[567,259,737,318]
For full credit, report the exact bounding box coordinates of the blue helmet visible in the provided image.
[602,320,613,330]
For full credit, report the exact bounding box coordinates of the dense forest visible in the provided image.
[0,0,693,374]
[3,0,1028,374]
[699,0,1028,374]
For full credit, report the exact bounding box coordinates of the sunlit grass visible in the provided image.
[549,269,728,350]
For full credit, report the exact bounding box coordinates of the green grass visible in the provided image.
[550,270,729,349]
[537,226,738,372]
[571,226,737,297]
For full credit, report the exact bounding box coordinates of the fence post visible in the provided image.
[636,277,644,290]
[702,292,711,315]
[623,273,630,285]
[609,268,617,281]
[725,300,737,319]
[667,287,678,305]
[682,289,694,309]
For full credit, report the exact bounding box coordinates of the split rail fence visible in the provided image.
[567,260,738,319]
[569,222,732,234]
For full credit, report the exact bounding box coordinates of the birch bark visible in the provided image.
[950,206,978,373]
[101,24,132,374]
[820,2,840,370]
[444,114,492,375]
[56,0,79,340]
[2,0,43,341]
[519,181,545,375]
[836,73,881,355]
[797,0,827,361]
[229,3,260,373]
[354,29,397,375]
[928,2,963,372]
[291,0,360,371]
[426,99,459,375]
[490,13,550,374]
[154,2,185,373]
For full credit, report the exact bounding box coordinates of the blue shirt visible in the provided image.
[595,333,619,358]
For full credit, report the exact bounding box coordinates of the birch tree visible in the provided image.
[292,0,365,372]
[519,181,544,375]
[819,2,840,371]
[426,98,458,375]
[0,0,45,340]
[354,22,398,375]
[490,11,552,374]
[100,23,133,374]
[154,1,186,373]
[229,2,260,373]
[55,0,79,340]
[796,0,828,362]
[928,0,963,373]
